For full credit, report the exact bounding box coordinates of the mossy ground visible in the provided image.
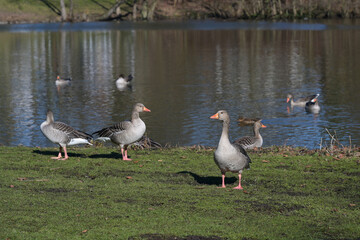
[0,146,359,239]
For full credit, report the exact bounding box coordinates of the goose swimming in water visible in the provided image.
[305,94,321,113]
[116,74,133,89]
[286,93,318,107]
[55,75,71,86]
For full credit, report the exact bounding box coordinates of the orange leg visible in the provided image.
[121,147,132,161]
[51,146,63,159]
[217,173,226,188]
[233,173,243,190]
[60,146,69,160]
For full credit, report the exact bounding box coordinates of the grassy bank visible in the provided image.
[0,146,359,239]
[0,0,359,24]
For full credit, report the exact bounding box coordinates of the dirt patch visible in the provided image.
[36,187,74,194]
[344,171,360,176]
[279,191,311,197]
[129,234,225,240]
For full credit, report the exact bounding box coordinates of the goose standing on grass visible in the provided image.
[210,110,251,189]
[93,103,151,161]
[116,74,133,89]
[286,93,319,107]
[234,120,267,150]
[55,75,71,86]
[305,94,321,113]
[40,110,93,160]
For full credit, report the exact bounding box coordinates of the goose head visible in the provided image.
[46,110,55,123]
[254,120,267,129]
[134,103,151,113]
[210,110,230,122]
[286,94,293,103]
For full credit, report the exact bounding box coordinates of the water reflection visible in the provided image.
[0,20,359,149]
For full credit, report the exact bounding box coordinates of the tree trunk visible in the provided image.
[69,0,73,21]
[102,0,125,20]
[60,0,67,21]
[147,0,159,20]
[133,2,137,20]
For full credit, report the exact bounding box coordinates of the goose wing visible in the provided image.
[232,142,252,168]
[53,122,92,141]
[93,121,132,137]
[233,136,255,149]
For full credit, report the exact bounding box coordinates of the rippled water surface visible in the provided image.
[0,20,359,149]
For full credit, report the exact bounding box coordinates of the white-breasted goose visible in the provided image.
[115,74,133,89]
[55,75,71,86]
[40,110,92,160]
[210,110,251,190]
[233,120,267,150]
[287,94,318,107]
[305,94,321,113]
[93,103,150,161]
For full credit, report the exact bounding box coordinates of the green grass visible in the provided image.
[0,146,359,239]
[0,0,117,19]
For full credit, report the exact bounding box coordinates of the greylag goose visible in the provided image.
[237,116,261,126]
[234,120,267,150]
[55,75,71,86]
[286,94,318,107]
[40,110,93,160]
[210,110,251,189]
[116,74,133,88]
[93,103,151,161]
[305,94,320,113]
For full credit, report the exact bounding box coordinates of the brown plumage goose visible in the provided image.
[210,110,251,190]
[40,110,93,160]
[286,93,318,107]
[93,103,150,161]
[237,116,261,126]
[234,120,267,150]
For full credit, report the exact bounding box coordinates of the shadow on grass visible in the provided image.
[177,171,236,186]
[32,149,85,158]
[89,151,123,159]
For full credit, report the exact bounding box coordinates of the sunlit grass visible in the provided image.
[0,0,117,16]
[0,146,359,239]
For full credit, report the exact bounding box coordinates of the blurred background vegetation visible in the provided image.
[0,0,359,23]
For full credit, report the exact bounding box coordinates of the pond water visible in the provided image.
[0,19,359,149]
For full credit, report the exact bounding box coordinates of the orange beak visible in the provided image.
[313,98,317,102]
[143,106,151,112]
[210,113,219,119]
[261,124,267,128]
[286,98,290,103]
